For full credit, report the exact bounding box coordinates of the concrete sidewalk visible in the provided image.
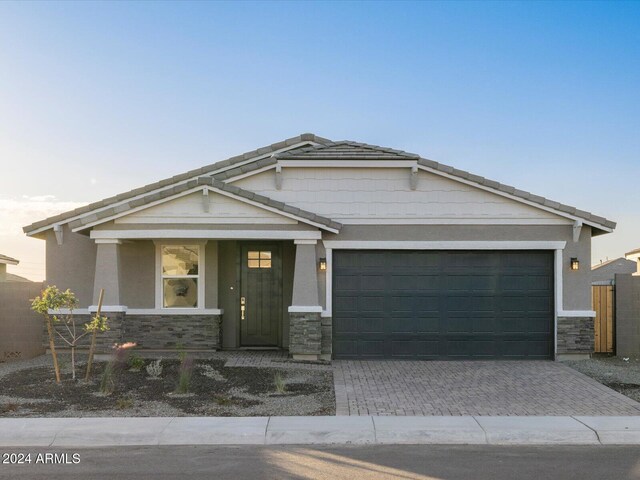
[2,416,640,447]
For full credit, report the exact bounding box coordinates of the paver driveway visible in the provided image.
[332,360,640,416]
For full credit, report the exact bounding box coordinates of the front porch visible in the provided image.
[85,230,331,361]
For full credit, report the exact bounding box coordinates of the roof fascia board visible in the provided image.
[26,140,320,236]
[277,160,418,168]
[416,164,613,233]
[90,229,322,241]
[72,184,339,234]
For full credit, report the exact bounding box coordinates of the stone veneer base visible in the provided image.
[556,316,594,355]
[289,312,322,359]
[45,313,221,353]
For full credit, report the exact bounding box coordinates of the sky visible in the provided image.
[0,1,638,281]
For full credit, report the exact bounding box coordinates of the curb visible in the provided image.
[2,416,640,447]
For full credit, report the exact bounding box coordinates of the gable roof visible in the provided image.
[270,141,615,232]
[23,133,616,236]
[0,254,19,265]
[68,176,342,233]
[23,133,331,235]
[592,257,636,270]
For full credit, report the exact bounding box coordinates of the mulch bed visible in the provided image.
[0,358,335,417]
[566,356,640,403]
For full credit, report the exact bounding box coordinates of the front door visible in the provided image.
[240,243,282,346]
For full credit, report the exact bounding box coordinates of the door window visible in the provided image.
[247,250,272,269]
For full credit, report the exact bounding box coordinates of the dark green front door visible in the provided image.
[240,243,282,346]
[333,250,554,360]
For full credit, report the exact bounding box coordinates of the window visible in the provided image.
[161,245,200,308]
[248,250,271,269]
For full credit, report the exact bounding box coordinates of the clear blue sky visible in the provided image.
[1,1,638,280]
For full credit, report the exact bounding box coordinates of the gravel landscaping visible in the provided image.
[0,354,335,417]
[565,356,640,403]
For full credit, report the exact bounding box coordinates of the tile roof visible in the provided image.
[67,176,342,233]
[0,254,19,265]
[23,133,331,234]
[275,141,420,161]
[23,133,616,235]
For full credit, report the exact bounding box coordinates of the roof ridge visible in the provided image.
[23,133,332,234]
[275,139,420,159]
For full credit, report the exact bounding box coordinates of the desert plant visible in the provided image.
[213,394,233,406]
[128,354,145,371]
[100,342,137,394]
[175,355,194,394]
[146,359,163,379]
[116,397,134,410]
[274,372,286,394]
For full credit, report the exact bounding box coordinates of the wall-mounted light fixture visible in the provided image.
[570,257,580,271]
[319,258,327,271]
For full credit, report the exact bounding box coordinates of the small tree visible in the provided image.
[31,285,72,383]
[31,285,105,381]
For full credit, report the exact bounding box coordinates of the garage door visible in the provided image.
[332,250,554,360]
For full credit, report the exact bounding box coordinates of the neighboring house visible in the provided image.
[0,254,31,282]
[23,134,616,361]
[625,248,640,276]
[591,257,637,284]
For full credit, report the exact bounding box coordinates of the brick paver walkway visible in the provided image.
[332,360,640,416]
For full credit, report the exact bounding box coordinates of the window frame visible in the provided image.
[155,242,206,309]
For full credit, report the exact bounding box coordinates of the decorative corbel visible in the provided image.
[410,165,418,190]
[53,224,63,246]
[275,164,283,190]
[572,220,583,243]
[202,188,210,213]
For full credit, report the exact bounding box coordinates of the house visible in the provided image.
[0,254,31,283]
[625,248,640,276]
[591,257,637,284]
[23,134,616,361]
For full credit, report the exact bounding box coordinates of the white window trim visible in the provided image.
[155,244,206,310]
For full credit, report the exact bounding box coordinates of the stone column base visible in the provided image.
[289,311,322,360]
[557,316,594,356]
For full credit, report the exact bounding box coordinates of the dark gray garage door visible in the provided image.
[332,250,554,360]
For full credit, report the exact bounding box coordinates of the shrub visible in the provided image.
[128,354,145,371]
[100,342,137,395]
[274,372,286,394]
[146,359,163,379]
[116,397,134,410]
[175,356,194,394]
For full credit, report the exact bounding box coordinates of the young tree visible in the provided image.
[31,285,75,383]
[32,286,108,381]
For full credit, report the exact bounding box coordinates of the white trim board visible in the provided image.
[288,306,323,313]
[558,310,597,318]
[127,308,223,316]
[91,229,322,240]
[322,241,567,250]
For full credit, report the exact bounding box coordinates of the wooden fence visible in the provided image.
[592,284,615,354]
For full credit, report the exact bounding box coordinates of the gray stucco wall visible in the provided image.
[120,240,155,308]
[46,225,96,307]
[616,273,640,357]
[323,224,593,311]
[218,241,239,349]
[205,241,219,308]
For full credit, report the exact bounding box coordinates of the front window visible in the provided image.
[161,245,199,308]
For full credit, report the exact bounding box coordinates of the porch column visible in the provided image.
[288,239,322,361]
[93,239,123,308]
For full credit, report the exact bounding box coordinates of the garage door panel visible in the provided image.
[333,250,554,360]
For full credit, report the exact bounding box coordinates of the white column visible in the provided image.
[289,239,321,310]
[93,239,124,308]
